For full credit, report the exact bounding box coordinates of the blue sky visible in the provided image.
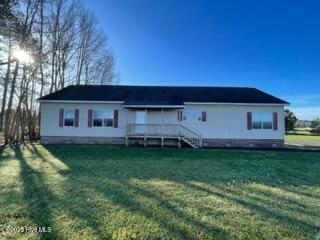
[85,0,320,120]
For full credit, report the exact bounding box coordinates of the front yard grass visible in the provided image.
[0,145,319,240]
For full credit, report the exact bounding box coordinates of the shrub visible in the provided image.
[310,118,320,135]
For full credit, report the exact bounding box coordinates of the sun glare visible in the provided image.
[12,48,33,64]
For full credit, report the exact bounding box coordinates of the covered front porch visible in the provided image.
[123,103,202,148]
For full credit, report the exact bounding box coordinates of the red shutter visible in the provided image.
[247,112,252,130]
[273,112,278,130]
[88,109,93,128]
[59,109,64,127]
[74,109,79,127]
[114,109,119,128]
[202,111,207,122]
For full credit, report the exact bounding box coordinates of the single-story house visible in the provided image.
[38,85,288,148]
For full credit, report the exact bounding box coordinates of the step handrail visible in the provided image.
[180,125,201,138]
[179,125,202,148]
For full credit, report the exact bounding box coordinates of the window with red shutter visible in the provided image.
[273,112,278,130]
[247,112,252,130]
[59,109,64,127]
[88,109,93,128]
[74,109,79,127]
[202,111,207,122]
[114,110,119,128]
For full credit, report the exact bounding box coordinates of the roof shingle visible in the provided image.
[38,85,288,104]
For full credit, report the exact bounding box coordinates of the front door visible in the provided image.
[135,111,146,135]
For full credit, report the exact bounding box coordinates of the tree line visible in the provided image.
[285,109,320,135]
[0,0,117,144]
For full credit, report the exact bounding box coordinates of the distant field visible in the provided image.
[285,134,320,148]
[292,128,313,135]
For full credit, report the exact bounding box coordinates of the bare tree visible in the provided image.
[0,0,117,144]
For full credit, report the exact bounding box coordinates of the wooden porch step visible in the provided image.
[181,137,199,148]
[126,124,202,148]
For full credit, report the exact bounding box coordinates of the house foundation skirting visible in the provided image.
[41,136,126,145]
[41,136,182,147]
[41,136,284,148]
[202,138,284,148]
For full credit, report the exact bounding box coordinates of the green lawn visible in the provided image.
[286,134,320,148]
[0,145,319,240]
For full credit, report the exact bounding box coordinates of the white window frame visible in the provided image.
[92,109,114,128]
[64,109,75,127]
[182,110,202,122]
[252,112,273,130]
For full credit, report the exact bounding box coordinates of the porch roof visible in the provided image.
[122,100,185,109]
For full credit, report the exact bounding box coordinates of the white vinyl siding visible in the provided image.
[40,102,284,140]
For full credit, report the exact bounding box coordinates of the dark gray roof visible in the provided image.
[123,100,185,106]
[38,85,288,104]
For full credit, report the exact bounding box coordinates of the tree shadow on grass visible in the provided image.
[14,145,113,240]
[0,146,4,155]
[25,144,65,172]
[27,145,230,239]
[14,146,59,240]
[34,144,320,239]
[243,184,320,219]
[183,182,319,235]
[96,179,229,239]
[282,186,320,200]
[42,144,320,186]
[0,146,15,167]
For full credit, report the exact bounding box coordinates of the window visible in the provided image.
[252,112,272,130]
[182,111,202,122]
[93,109,113,127]
[64,110,74,126]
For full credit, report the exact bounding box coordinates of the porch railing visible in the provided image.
[127,123,202,148]
[127,123,180,137]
